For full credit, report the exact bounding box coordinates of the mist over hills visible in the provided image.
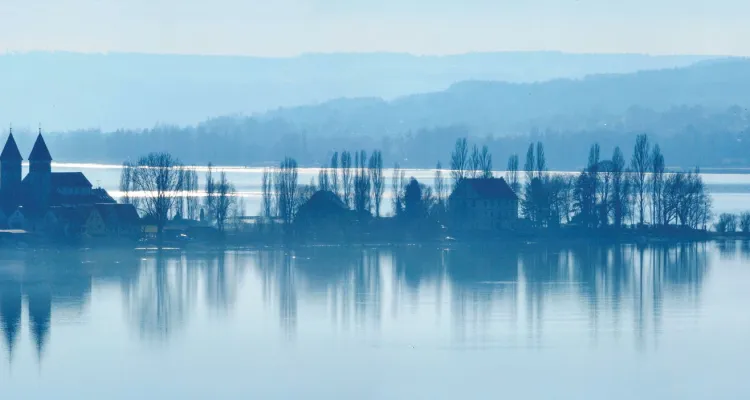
[0,51,716,131]
[261,58,750,136]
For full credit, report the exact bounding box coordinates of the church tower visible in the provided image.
[27,128,53,210]
[29,129,52,174]
[0,130,23,208]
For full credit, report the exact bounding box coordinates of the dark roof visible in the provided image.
[458,178,518,200]
[51,172,92,188]
[302,191,348,211]
[0,133,22,161]
[94,203,140,225]
[295,191,350,222]
[29,134,52,161]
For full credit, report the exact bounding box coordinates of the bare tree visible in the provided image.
[214,172,236,233]
[391,163,405,216]
[173,168,186,219]
[611,147,626,228]
[716,213,737,233]
[318,164,331,192]
[184,168,199,220]
[261,167,274,219]
[369,150,385,217]
[433,161,447,212]
[330,152,340,198]
[740,212,750,233]
[275,157,299,225]
[631,134,650,226]
[341,151,353,208]
[524,143,535,184]
[479,145,492,178]
[204,163,216,223]
[131,152,184,239]
[650,144,665,225]
[119,161,139,210]
[505,154,520,194]
[353,150,372,214]
[469,144,481,178]
[535,142,547,178]
[450,138,469,188]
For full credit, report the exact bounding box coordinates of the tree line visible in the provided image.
[121,132,717,241]
[119,153,240,236]
[476,133,712,230]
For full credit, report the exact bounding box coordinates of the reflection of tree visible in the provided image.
[203,251,242,314]
[447,246,519,342]
[718,240,739,260]
[125,252,197,340]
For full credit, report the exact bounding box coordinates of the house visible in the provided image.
[448,178,519,232]
[294,190,356,241]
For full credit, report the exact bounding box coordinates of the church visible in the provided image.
[0,130,140,239]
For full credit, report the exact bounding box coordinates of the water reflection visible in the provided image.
[0,241,722,366]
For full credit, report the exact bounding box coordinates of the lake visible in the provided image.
[51,162,750,217]
[1,242,750,399]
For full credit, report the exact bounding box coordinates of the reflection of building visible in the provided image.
[0,131,139,239]
[0,280,22,360]
[449,178,518,232]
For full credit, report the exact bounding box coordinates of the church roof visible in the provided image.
[51,172,92,188]
[0,133,22,161]
[452,178,518,200]
[29,134,52,161]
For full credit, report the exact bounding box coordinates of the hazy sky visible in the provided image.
[1,0,748,56]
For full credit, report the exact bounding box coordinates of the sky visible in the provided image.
[0,0,748,56]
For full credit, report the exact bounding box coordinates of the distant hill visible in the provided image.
[259,58,750,136]
[0,51,716,131]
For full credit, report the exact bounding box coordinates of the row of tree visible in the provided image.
[490,134,712,230]
[260,150,389,224]
[120,153,239,236]
[715,212,750,233]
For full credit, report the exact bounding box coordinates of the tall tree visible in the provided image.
[470,144,481,178]
[341,151,353,208]
[587,143,601,227]
[650,144,665,225]
[434,161,447,212]
[450,138,469,188]
[611,147,626,228]
[318,164,331,192]
[119,161,138,209]
[184,168,199,220]
[214,172,236,233]
[275,157,299,225]
[330,152,340,198]
[261,167,274,219]
[131,152,184,239]
[631,133,650,226]
[524,143,535,184]
[354,150,372,214]
[204,163,216,222]
[505,154,520,194]
[479,145,492,178]
[403,178,425,220]
[535,142,546,178]
[368,151,385,217]
[391,163,405,216]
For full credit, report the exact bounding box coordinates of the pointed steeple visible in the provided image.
[29,128,52,162]
[0,128,22,162]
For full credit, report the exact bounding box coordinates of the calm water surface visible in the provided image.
[2,242,750,399]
